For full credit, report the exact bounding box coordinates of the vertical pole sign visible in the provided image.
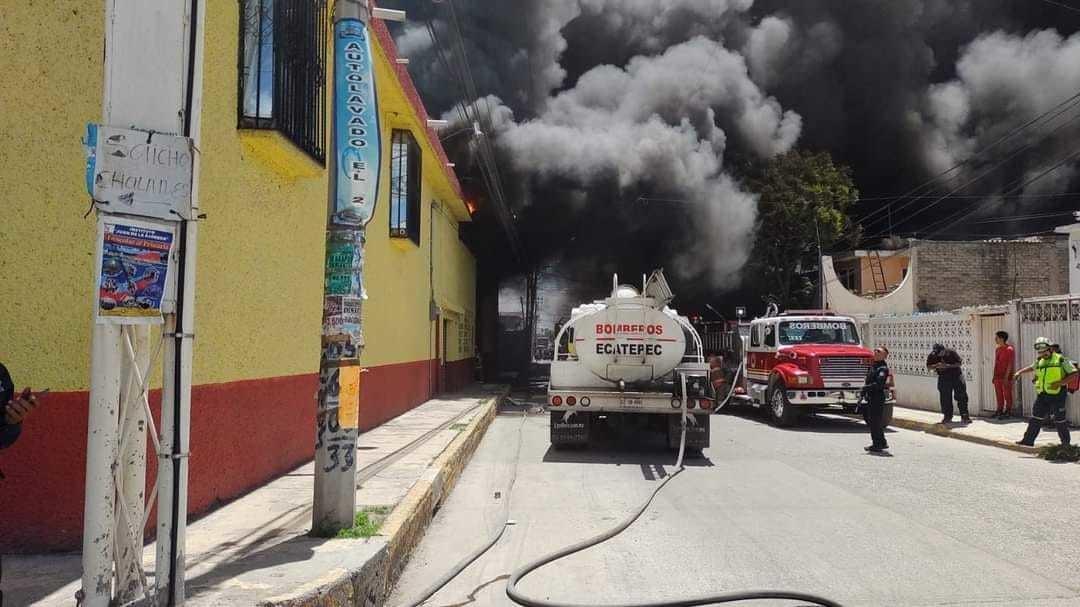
[314,0,382,533]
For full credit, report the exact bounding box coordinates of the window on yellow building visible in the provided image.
[390,130,422,244]
[238,0,328,163]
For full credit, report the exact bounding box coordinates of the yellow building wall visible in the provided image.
[0,2,104,392]
[0,2,475,394]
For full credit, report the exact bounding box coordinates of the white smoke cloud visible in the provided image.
[454,36,801,284]
[394,23,433,58]
[918,29,1080,190]
[577,0,755,52]
[742,16,843,90]
[516,0,757,104]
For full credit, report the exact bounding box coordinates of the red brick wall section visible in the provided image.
[0,359,476,552]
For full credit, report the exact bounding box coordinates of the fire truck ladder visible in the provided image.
[867,251,888,294]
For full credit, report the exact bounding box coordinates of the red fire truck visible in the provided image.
[728,307,895,427]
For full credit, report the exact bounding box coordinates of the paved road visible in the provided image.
[389,404,1080,607]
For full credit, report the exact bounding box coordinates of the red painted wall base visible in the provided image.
[0,357,474,553]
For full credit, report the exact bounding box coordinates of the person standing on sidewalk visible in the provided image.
[992,331,1016,419]
[927,343,971,424]
[862,346,891,453]
[1014,336,1078,447]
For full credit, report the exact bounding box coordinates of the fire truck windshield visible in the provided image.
[779,321,860,345]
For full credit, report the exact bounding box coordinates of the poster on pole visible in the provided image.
[94,217,175,324]
[330,18,381,227]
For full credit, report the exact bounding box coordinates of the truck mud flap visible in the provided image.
[667,413,710,450]
[551,411,590,448]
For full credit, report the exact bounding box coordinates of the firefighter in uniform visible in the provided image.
[1014,336,1078,447]
[862,346,891,453]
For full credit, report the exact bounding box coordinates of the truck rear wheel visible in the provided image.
[550,411,590,449]
[768,380,801,427]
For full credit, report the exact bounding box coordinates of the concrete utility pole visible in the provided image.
[313,0,382,534]
[81,2,203,606]
[312,0,406,535]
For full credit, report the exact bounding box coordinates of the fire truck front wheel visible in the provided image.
[767,379,802,427]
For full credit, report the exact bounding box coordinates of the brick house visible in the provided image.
[824,236,1070,316]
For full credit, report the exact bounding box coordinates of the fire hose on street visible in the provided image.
[398,373,842,607]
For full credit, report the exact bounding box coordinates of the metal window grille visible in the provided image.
[390,130,422,244]
[238,0,327,163]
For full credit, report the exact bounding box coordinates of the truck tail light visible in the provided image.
[566,396,577,406]
[687,399,696,409]
[551,395,563,406]
[699,399,712,410]
[580,396,591,407]
[735,386,746,395]
[671,398,680,408]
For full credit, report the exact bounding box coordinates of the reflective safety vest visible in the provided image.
[1034,353,1073,395]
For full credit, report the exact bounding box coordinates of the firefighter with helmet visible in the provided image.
[1013,336,1079,446]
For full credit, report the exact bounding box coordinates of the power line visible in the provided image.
[853,192,1080,202]
[1037,0,1080,14]
[860,104,1080,241]
[856,88,1080,229]
[970,211,1076,225]
[423,8,524,262]
[918,145,1080,239]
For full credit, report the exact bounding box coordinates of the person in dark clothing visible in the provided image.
[862,346,891,453]
[0,362,38,450]
[927,343,970,424]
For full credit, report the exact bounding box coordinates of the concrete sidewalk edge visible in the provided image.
[890,415,1040,455]
[259,389,505,607]
[379,391,502,599]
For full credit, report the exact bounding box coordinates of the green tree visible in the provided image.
[745,150,861,308]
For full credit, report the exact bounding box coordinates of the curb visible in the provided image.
[890,416,1039,455]
[260,390,504,607]
[379,392,502,600]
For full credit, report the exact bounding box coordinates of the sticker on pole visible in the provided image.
[94,217,175,324]
[84,124,195,221]
[330,19,381,227]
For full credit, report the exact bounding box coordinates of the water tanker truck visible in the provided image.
[547,270,712,450]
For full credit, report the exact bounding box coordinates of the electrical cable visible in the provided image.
[1037,0,1080,14]
[855,88,1080,229]
[860,106,1080,242]
[917,144,1080,239]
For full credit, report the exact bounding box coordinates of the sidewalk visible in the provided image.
[891,406,1060,454]
[4,385,507,606]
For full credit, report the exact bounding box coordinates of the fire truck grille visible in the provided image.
[819,357,870,385]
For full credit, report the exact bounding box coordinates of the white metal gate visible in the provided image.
[976,314,1010,414]
[1015,296,1080,423]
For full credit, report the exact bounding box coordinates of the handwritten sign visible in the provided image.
[85,124,194,221]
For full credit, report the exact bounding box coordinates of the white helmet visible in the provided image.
[1033,336,1052,351]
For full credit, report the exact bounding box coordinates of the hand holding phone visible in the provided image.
[6,388,45,424]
